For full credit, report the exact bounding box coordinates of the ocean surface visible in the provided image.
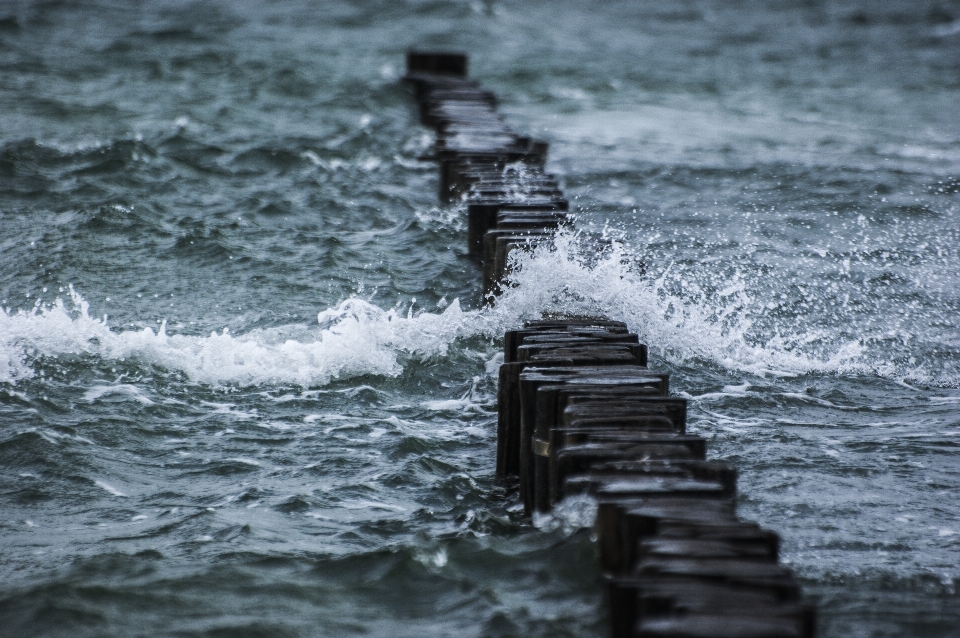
[1,1,959,636]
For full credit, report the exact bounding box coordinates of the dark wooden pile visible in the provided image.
[404,51,568,297]
[404,50,816,638]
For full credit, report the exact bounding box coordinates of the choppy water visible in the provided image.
[1,1,958,636]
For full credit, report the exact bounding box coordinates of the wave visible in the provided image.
[494,229,957,386]
[490,230,866,376]
[2,227,956,387]
[0,287,471,387]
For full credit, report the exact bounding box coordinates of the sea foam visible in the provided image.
[1,230,956,388]
[0,286,472,387]
[495,229,956,386]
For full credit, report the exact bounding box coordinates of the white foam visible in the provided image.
[225,457,262,467]
[0,288,471,387]
[532,494,598,535]
[83,384,155,405]
[420,398,473,411]
[489,229,956,386]
[22,427,95,446]
[420,376,496,415]
[1,237,955,388]
[94,480,127,497]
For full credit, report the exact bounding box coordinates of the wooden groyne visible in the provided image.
[404,51,815,638]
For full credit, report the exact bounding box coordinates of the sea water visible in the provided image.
[1,1,958,636]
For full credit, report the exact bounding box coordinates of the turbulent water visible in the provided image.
[1,1,959,636]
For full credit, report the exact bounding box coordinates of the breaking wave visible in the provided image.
[0,287,470,387]
[2,228,956,388]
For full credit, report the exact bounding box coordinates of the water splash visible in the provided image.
[0,287,470,387]
[2,230,956,388]
[491,228,957,386]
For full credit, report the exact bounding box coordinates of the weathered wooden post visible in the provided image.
[404,49,815,638]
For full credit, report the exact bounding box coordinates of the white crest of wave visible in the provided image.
[1,232,950,386]
[0,287,472,387]
[489,229,866,378]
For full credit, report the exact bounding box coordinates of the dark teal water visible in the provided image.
[1,1,958,636]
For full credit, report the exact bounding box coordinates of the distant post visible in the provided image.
[405,51,468,77]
